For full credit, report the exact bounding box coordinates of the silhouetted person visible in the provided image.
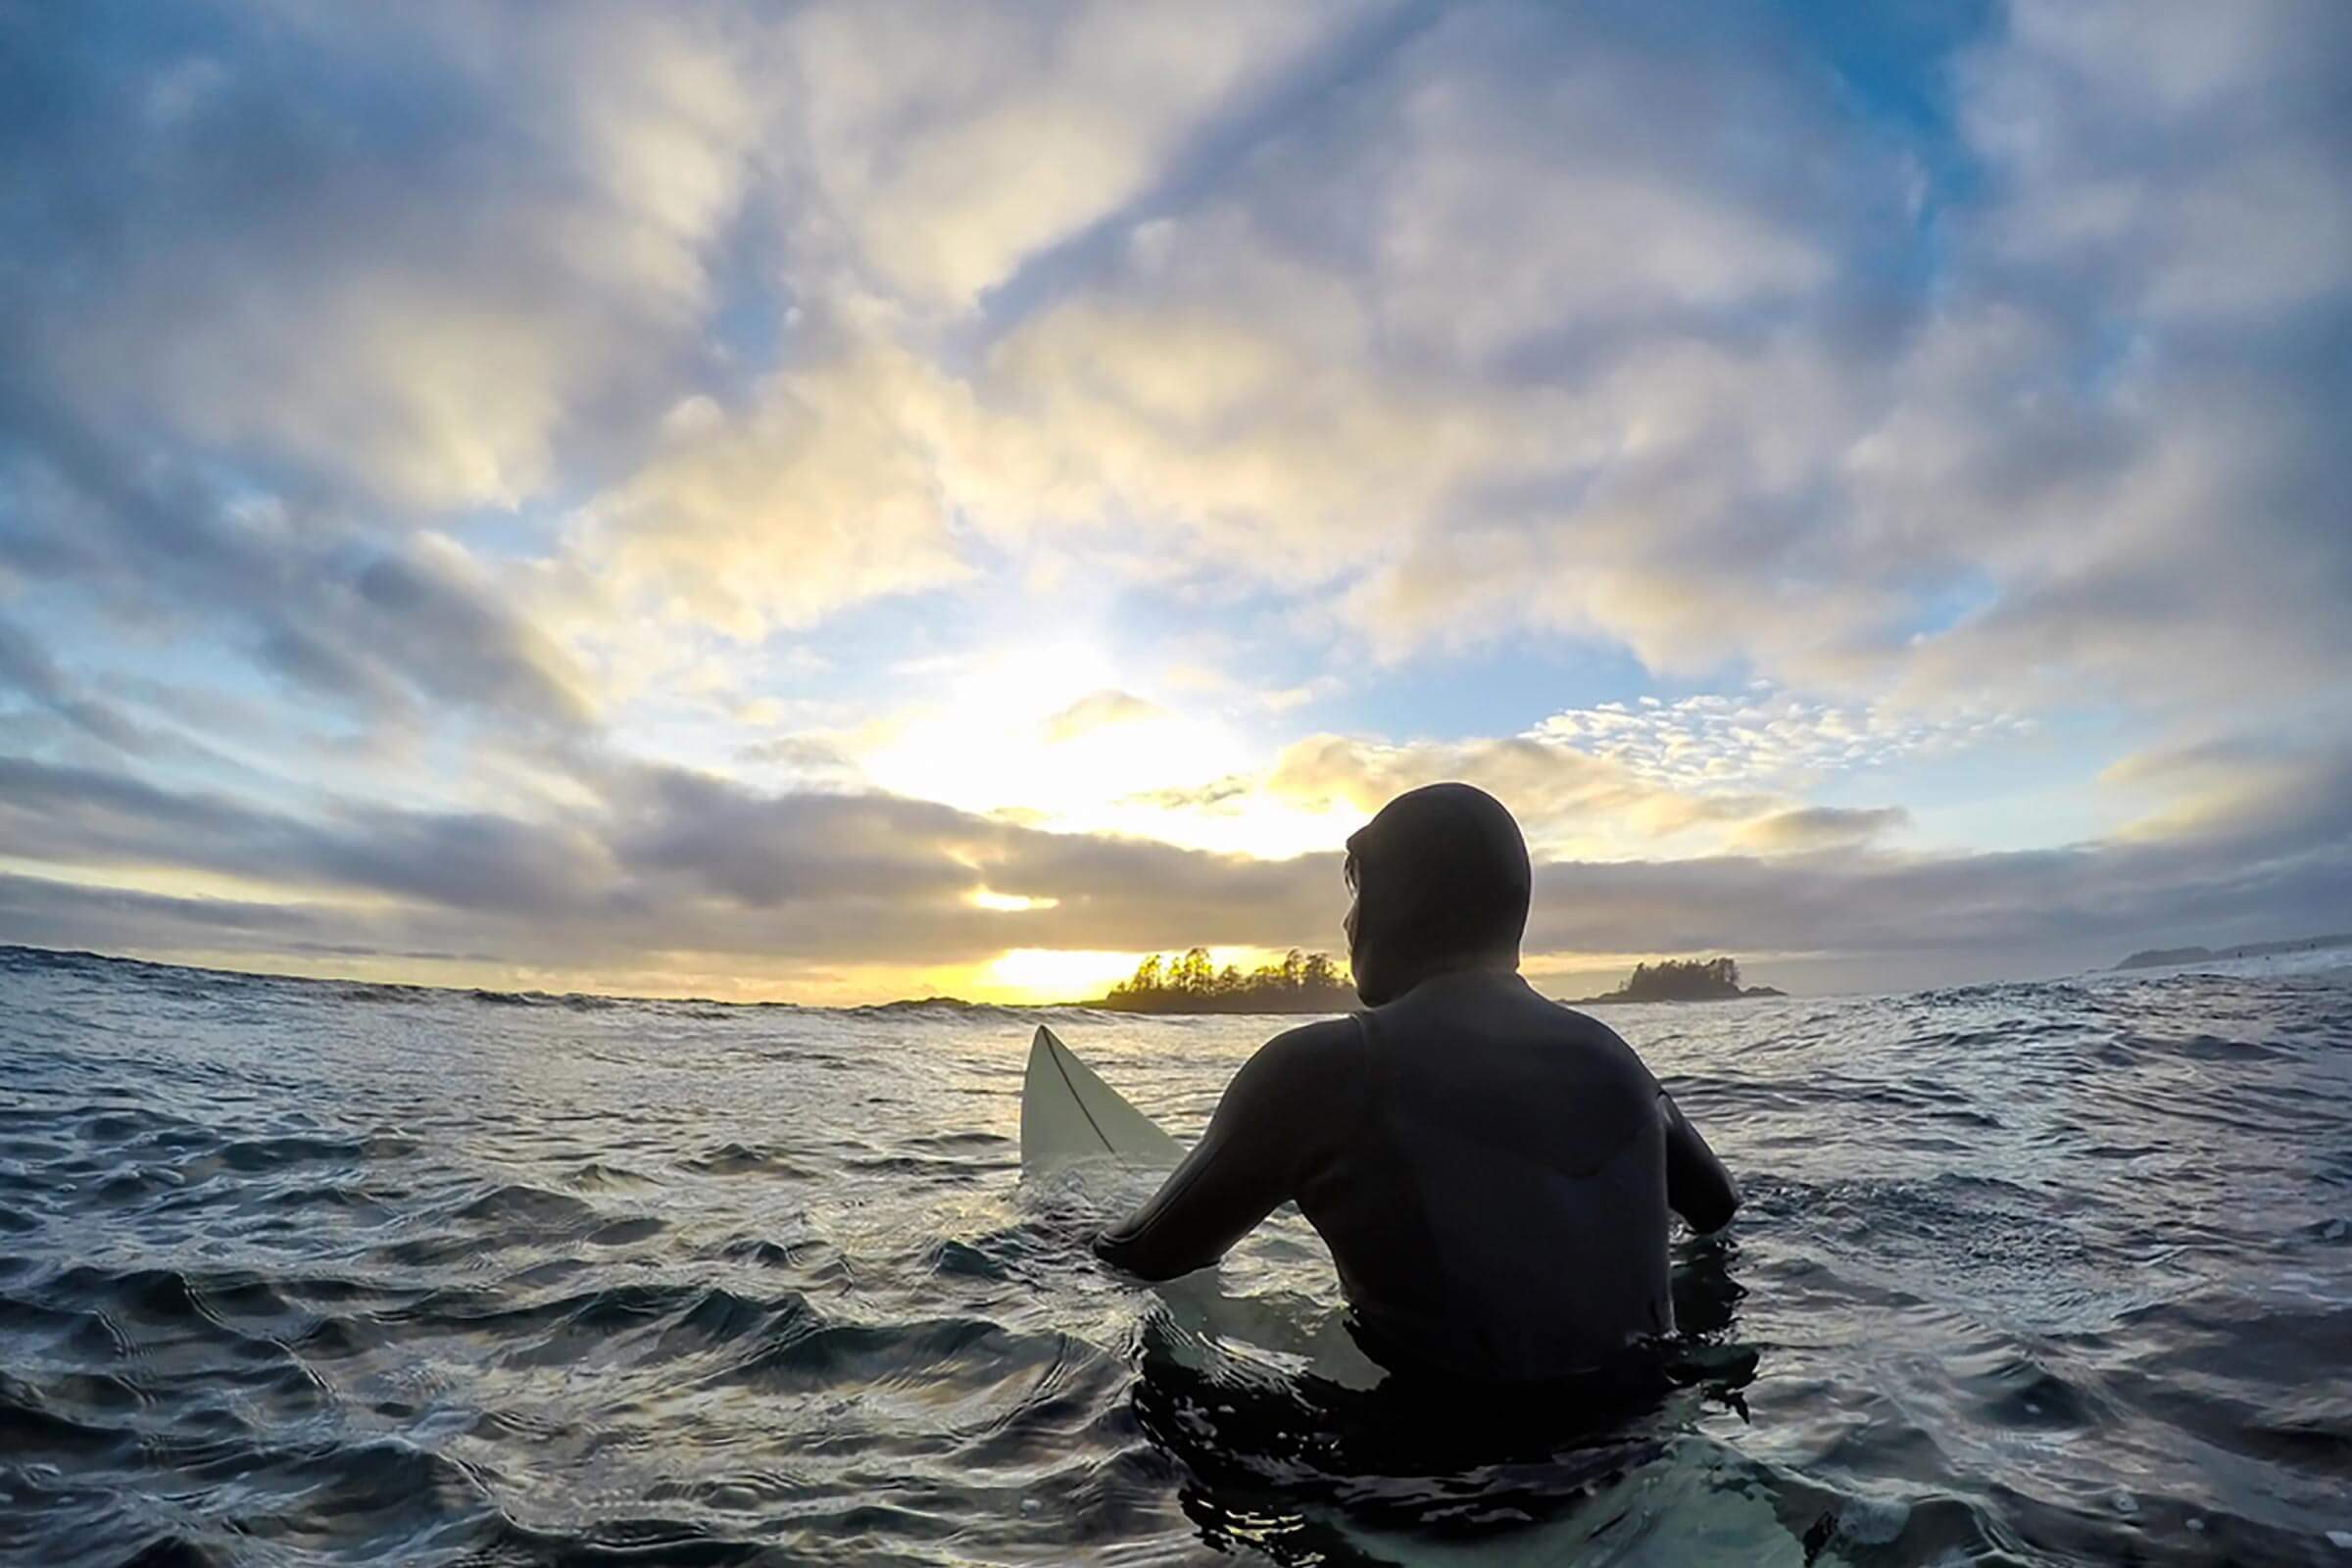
[1097,782,1739,1383]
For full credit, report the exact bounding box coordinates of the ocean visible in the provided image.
[1,944,2347,1566]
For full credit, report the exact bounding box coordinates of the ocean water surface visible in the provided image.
[2,945,2348,1565]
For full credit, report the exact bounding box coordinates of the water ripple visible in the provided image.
[2,943,2349,1564]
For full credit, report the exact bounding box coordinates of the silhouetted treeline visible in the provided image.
[1574,956,1783,1004]
[1095,948,1355,1013]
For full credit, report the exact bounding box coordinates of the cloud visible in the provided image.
[0,430,594,737]
[0,872,346,958]
[1730,807,1910,855]
[1267,733,1748,838]
[18,0,2343,719]
[0,755,610,917]
[574,346,975,640]
[775,0,1360,307]
[0,0,759,511]
[867,1,1928,663]
[545,2,1379,635]
[738,0,2347,718]
[1530,691,2032,793]
[0,617,147,754]
[1965,0,2352,323]
[1041,688,1167,742]
[0,750,1335,972]
[1111,728,1911,862]
[542,0,1951,649]
[1,1,2346,1000]
[1,743,2344,996]
[2101,734,2352,849]
[733,733,868,789]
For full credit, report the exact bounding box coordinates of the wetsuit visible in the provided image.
[1095,782,1739,1383]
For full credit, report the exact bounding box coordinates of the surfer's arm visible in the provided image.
[1094,1025,1348,1281]
[1662,1089,1739,1234]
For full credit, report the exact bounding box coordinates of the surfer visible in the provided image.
[1095,782,1740,1383]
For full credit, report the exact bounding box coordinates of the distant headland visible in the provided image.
[2114,931,2352,970]
[1565,956,1785,1005]
[1088,948,1357,1014]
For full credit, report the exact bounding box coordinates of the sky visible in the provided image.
[2,0,2348,1004]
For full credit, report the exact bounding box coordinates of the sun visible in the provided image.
[973,948,1144,1004]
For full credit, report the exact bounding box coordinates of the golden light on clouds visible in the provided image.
[966,889,1058,912]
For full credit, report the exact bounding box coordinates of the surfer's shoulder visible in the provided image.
[1233,1015,1364,1100]
[1213,1017,1372,1154]
[1262,1013,1366,1058]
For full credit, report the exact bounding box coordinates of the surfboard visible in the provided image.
[1019,1024,1184,1173]
[1020,1023,1389,1389]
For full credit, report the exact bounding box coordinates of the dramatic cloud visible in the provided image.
[0,745,2342,998]
[0,753,1343,992]
[1,1,2344,998]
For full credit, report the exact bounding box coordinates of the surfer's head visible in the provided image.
[1343,782,1531,1006]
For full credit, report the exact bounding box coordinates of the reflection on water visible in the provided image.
[1,944,2349,1564]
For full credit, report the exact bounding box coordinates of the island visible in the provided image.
[1089,948,1358,1014]
[1566,956,1785,1004]
[2115,931,2352,970]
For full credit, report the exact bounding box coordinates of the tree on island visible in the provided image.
[1575,956,1783,1004]
[1095,947,1355,1013]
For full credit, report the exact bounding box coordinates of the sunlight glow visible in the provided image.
[856,640,1358,860]
[966,889,1059,911]
[979,948,1142,1003]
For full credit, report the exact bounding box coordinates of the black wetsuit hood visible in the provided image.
[1346,782,1531,1006]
